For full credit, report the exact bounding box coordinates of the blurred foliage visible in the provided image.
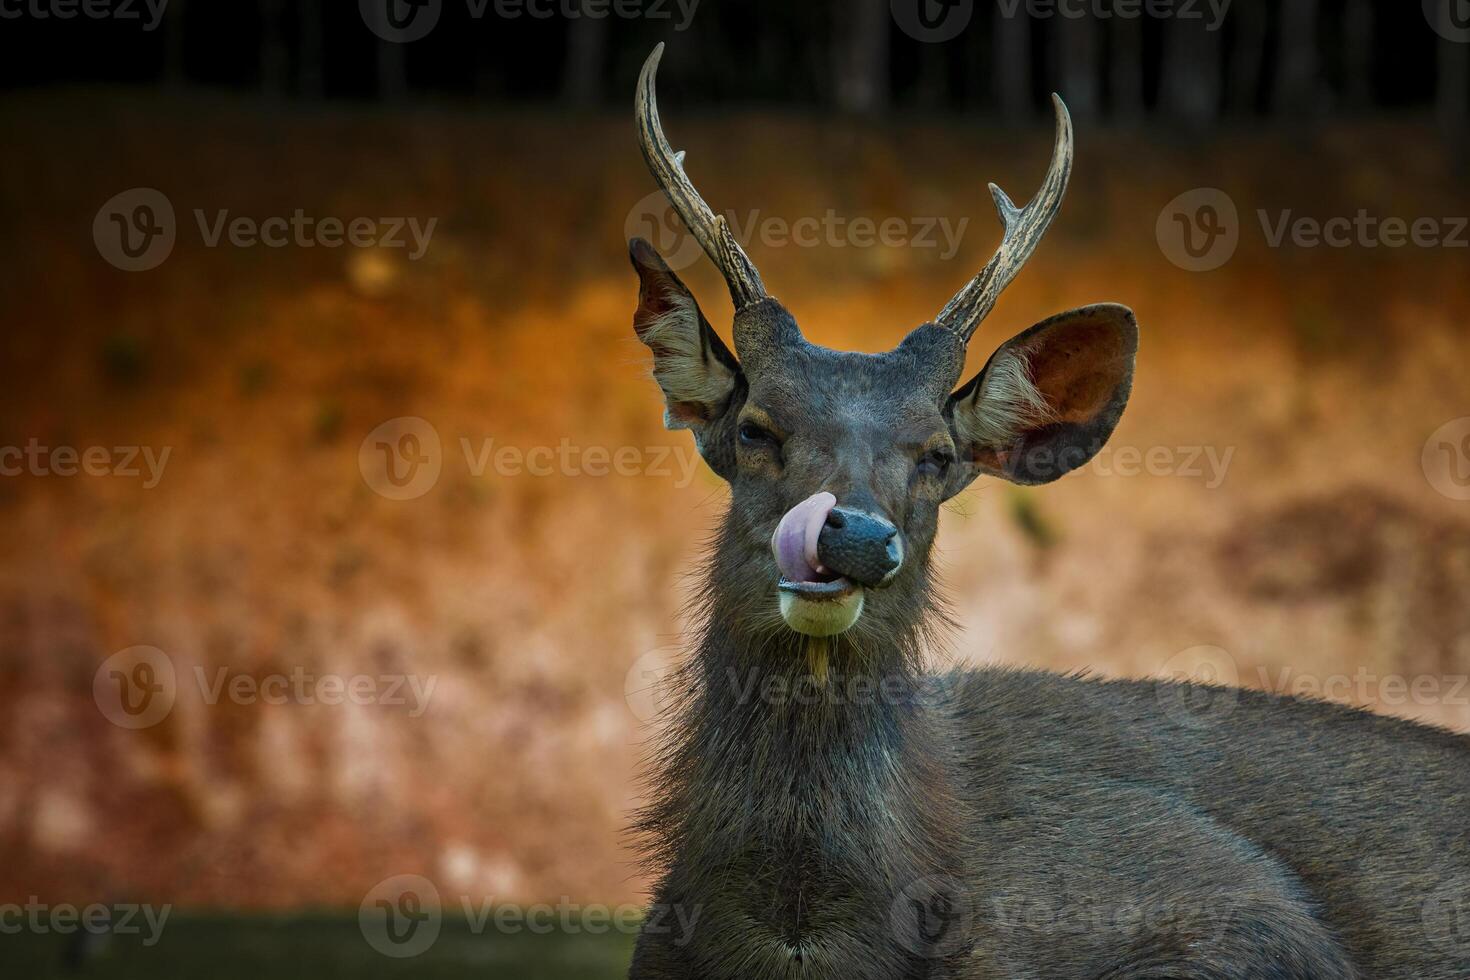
[6,918,634,980]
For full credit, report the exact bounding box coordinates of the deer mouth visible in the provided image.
[772,492,866,636]
[777,577,865,636]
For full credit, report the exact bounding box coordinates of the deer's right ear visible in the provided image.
[629,238,744,480]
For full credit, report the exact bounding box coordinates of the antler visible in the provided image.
[636,43,767,310]
[936,94,1074,344]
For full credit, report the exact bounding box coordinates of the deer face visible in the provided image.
[629,45,1137,638]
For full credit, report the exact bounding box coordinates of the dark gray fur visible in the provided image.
[625,239,1470,979]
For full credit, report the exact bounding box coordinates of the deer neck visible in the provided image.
[639,554,968,952]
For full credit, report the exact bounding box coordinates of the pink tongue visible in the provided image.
[771,491,837,583]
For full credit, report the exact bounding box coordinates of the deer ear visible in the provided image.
[629,238,744,480]
[945,304,1137,492]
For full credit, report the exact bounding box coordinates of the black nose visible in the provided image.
[815,507,903,588]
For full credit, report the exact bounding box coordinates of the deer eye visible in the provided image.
[738,421,779,449]
[916,450,953,479]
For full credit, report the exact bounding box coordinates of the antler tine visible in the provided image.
[635,43,767,310]
[936,94,1074,344]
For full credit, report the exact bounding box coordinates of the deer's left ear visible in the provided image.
[629,237,745,481]
[945,304,1137,493]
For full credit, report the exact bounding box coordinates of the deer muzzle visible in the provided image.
[816,507,903,587]
[771,492,903,636]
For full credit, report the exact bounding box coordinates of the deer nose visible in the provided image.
[816,507,903,588]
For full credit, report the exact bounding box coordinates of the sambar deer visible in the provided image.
[625,43,1470,980]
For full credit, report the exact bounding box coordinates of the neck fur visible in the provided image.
[635,526,968,959]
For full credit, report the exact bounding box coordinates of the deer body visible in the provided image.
[633,620,1470,978]
[625,45,1470,979]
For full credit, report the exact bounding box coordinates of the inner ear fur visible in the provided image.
[947,303,1137,489]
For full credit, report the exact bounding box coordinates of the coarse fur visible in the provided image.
[622,51,1468,973]
[949,346,1055,452]
[624,238,1470,979]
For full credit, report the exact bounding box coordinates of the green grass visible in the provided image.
[5,915,636,979]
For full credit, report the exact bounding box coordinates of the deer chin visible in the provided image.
[778,578,865,636]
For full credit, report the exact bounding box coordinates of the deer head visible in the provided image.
[629,44,1137,642]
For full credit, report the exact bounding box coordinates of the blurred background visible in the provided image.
[2,0,1468,975]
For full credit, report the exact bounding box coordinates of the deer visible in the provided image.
[624,43,1470,980]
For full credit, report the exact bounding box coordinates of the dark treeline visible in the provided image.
[0,0,1466,131]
